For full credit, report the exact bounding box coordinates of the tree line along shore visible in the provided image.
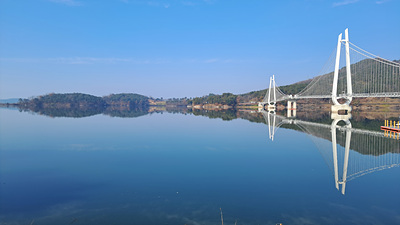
[2,91,399,112]
[3,56,400,110]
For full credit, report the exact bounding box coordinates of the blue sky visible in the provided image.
[0,0,399,99]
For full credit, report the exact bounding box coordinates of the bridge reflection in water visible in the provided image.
[261,110,400,195]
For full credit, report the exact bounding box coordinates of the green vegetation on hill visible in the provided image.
[17,93,150,117]
[278,79,312,95]
[19,93,106,106]
[166,97,189,106]
[188,93,237,106]
[237,80,312,103]
[103,93,149,107]
[19,93,149,107]
[9,58,399,109]
[237,90,266,103]
[238,58,399,103]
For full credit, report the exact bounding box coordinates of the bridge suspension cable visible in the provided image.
[347,42,400,97]
[295,47,337,98]
[296,41,400,99]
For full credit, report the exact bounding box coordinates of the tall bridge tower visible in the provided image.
[332,28,352,113]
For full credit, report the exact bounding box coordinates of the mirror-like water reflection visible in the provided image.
[0,106,399,225]
[263,110,400,196]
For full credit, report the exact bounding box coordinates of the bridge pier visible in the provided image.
[331,104,352,114]
[267,104,276,111]
[258,102,276,113]
[287,100,296,118]
[331,112,352,121]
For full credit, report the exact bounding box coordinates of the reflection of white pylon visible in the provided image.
[267,111,276,141]
[261,109,292,141]
[267,75,277,111]
[262,111,400,195]
[331,114,352,195]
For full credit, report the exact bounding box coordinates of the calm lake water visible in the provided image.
[0,107,399,225]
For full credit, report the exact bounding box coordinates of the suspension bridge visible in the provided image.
[259,28,400,112]
[261,111,400,195]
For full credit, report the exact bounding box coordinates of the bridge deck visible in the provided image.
[260,93,400,105]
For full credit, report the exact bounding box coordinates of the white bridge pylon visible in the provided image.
[332,28,352,107]
[267,75,276,110]
[331,28,352,112]
[259,75,278,111]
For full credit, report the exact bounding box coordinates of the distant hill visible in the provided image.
[18,93,150,109]
[5,58,399,108]
[238,79,312,103]
[0,98,19,104]
[187,93,237,106]
[103,93,149,107]
[238,58,399,103]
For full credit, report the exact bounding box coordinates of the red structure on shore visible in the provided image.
[381,120,400,139]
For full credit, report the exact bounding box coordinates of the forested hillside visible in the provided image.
[238,58,399,103]
[9,58,399,108]
[237,79,311,103]
[18,93,149,108]
[188,93,238,106]
[103,93,149,107]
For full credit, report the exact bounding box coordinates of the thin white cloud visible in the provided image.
[332,0,359,7]
[181,1,198,6]
[50,57,161,64]
[122,0,213,7]
[0,57,163,64]
[181,0,215,6]
[146,1,169,8]
[0,57,248,64]
[48,0,82,6]
[121,0,170,8]
[204,58,219,63]
[376,0,390,4]
[183,58,247,64]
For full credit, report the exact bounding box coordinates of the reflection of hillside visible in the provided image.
[280,110,396,132]
[152,107,397,136]
[103,105,149,118]
[150,107,265,123]
[237,110,265,123]
[158,108,399,156]
[190,109,237,121]
[166,106,189,114]
[20,106,105,118]
[17,105,151,118]
[279,122,400,156]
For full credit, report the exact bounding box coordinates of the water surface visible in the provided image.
[0,107,399,225]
